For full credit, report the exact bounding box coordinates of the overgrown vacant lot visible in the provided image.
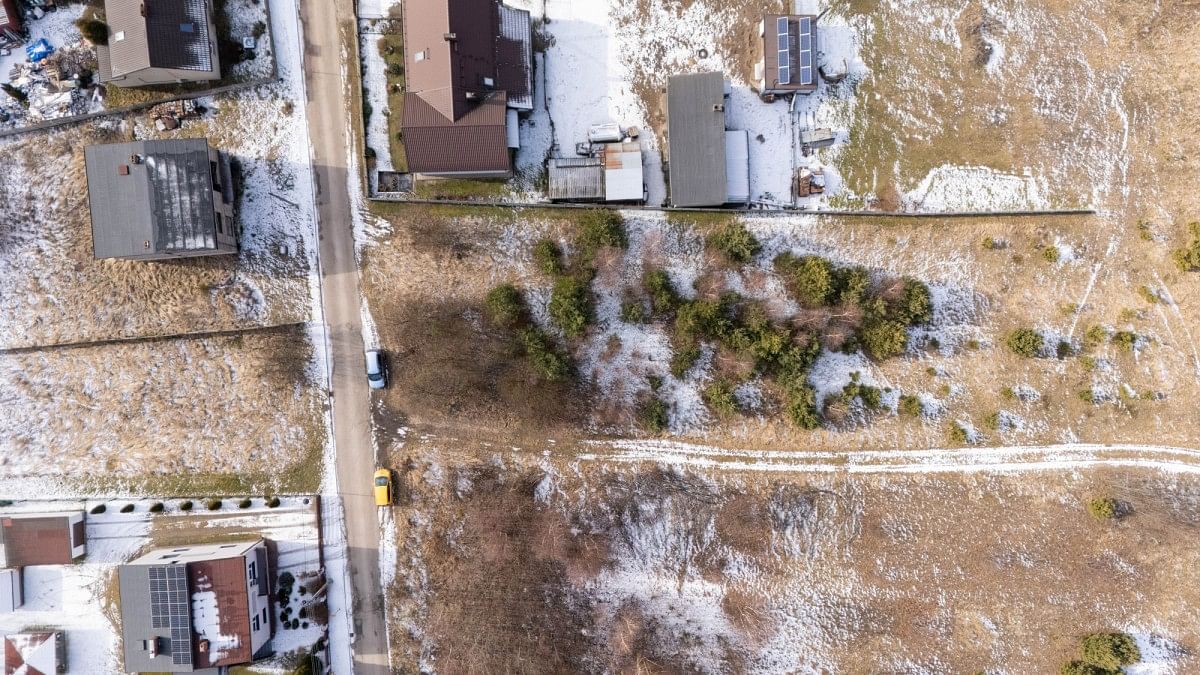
[0,92,314,350]
[359,204,1200,451]
[0,325,325,495]
[382,445,1200,673]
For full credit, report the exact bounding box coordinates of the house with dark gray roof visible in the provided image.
[96,0,221,88]
[84,138,237,261]
[401,0,532,178]
[118,539,272,673]
[665,72,731,208]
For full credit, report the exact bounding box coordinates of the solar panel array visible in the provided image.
[148,566,193,667]
[776,16,790,85]
[798,17,814,85]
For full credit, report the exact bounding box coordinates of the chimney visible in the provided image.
[197,639,210,653]
[443,32,457,41]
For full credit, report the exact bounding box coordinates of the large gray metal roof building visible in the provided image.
[84,138,237,261]
[665,72,729,208]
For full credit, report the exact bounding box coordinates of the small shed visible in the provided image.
[0,511,86,568]
[3,632,64,674]
[602,142,644,202]
[0,569,20,613]
[548,157,604,202]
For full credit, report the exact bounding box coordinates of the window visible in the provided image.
[216,213,224,235]
[252,615,260,631]
[262,607,268,624]
[180,22,195,33]
[248,561,257,581]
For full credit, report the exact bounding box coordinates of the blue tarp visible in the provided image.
[26,38,53,63]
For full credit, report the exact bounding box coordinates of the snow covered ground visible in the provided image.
[0,498,323,675]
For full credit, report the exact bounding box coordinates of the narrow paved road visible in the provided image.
[298,0,390,671]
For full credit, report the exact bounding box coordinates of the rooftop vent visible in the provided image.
[130,154,143,164]
[117,164,130,176]
[712,103,725,112]
[465,91,479,101]
[443,32,457,41]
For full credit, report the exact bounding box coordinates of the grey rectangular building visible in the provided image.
[85,138,237,261]
[665,72,729,207]
[96,0,221,87]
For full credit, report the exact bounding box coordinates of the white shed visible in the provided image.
[602,142,644,202]
[725,129,750,204]
[0,568,21,612]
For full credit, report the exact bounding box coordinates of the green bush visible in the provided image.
[149,502,165,513]
[75,17,109,45]
[643,269,679,314]
[120,504,135,513]
[784,384,820,429]
[774,253,833,307]
[1171,222,1200,271]
[549,276,591,337]
[485,284,525,328]
[206,499,222,511]
[238,498,253,509]
[893,278,933,325]
[1086,496,1119,520]
[983,411,1001,431]
[90,504,106,514]
[179,500,194,511]
[1006,328,1043,357]
[1043,245,1061,263]
[533,238,563,275]
[1078,388,1098,404]
[1056,340,1073,359]
[520,328,570,381]
[640,398,669,433]
[1111,330,1138,352]
[948,422,970,444]
[1060,661,1118,675]
[670,343,701,379]
[702,379,740,418]
[861,319,908,360]
[252,20,267,39]
[1079,632,1140,671]
[836,375,882,411]
[832,265,871,306]
[267,496,281,508]
[774,338,820,390]
[1084,325,1107,350]
[898,394,922,417]
[577,210,627,256]
[706,220,760,264]
[1137,285,1159,304]
[619,300,647,323]
[674,298,733,341]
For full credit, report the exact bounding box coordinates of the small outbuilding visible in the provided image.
[0,511,86,568]
[755,14,818,97]
[2,631,64,674]
[548,141,645,203]
[0,569,20,613]
[84,138,237,261]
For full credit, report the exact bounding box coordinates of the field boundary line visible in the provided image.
[0,321,307,355]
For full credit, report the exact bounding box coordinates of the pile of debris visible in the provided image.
[146,98,201,131]
[794,166,826,198]
[0,38,99,126]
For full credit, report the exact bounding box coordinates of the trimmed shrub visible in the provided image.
[784,384,820,429]
[120,504,135,513]
[702,379,740,418]
[861,319,908,360]
[179,500,194,511]
[1080,632,1140,671]
[238,498,253,509]
[485,284,525,328]
[669,343,701,379]
[549,276,591,337]
[640,398,668,433]
[898,394,922,417]
[206,499,223,511]
[520,328,570,381]
[1056,340,1073,359]
[1086,496,1119,520]
[532,238,563,275]
[706,220,760,264]
[75,17,109,45]
[774,253,833,307]
[90,504,106,515]
[1042,245,1061,263]
[577,210,627,255]
[643,269,679,314]
[267,496,281,508]
[1006,328,1043,357]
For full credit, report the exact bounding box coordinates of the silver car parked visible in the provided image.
[365,349,388,389]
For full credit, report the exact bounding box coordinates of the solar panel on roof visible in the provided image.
[777,16,791,85]
[798,17,814,85]
[148,566,193,667]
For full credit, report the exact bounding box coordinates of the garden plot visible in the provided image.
[380,447,1200,674]
[0,497,324,675]
[0,325,326,495]
[0,0,315,350]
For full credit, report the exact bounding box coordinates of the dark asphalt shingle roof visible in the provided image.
[666,72,728,207]
[85,139,219,259]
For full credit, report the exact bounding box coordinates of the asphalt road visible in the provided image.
[298,0,390,671]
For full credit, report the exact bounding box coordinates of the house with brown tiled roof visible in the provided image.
[117,540,272,673]
[401,0,532,178]
[0,512,86,568]
[95,0,222,88]
[3,631,64,675]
